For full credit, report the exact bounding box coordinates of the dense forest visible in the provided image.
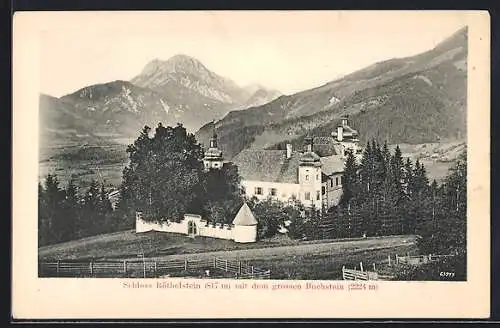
[39,124,467,265]
[286,140,467,257]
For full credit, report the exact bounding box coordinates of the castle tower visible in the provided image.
[331,116,361,157]
[203,131,224,170]
[298,137,323,209]
[232,203,258,243]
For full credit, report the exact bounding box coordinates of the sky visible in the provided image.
[38,11,468,97]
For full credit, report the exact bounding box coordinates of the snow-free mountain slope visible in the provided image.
[195,27,467,160]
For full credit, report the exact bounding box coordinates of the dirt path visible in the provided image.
[140,235,415,262]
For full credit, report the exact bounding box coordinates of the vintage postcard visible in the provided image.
[12,10,490,319]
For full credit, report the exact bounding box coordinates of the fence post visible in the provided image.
[360,262,363,272]
[123,260,127,275]
[373,263,376,271]
[90,260,94,276]
[342,265,345,279]
[213,258,217,269]
[251,265,254,276]
[154,261,157,276]
[184,259,188,271]
[225,260,228,272]
[56,260,60,276]
[388,255,391,266]
[395,255,399,265]
[238,261,242,275]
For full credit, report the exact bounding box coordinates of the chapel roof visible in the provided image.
[232,203,258,226]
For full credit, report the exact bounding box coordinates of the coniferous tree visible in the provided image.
[60,179,80,241]
[417,150,466,257]
[401,157,415,233]
[38,182,49,246]
[42,174,67,243]
[390,146,406,234]
[96,183,114,233]
[340,149,359,211]
[79,179,100,237]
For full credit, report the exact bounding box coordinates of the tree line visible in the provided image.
[38,175,123,246]
[285,139,467,257]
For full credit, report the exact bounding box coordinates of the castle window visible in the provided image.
[255,187,263,195]
[316,174,319,180]
[316,191,320,200]
[305,192,311,200]
[322,186,325,195]
[269,188,277,196]
[336,177,339,186]
[330,179,334,187]
[340,176,343,185]
[305,175,309,181]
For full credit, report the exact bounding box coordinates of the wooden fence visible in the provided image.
[342,265,379,281]
[39,257,271,279]
[213,258,271,279]
[392,254,455,266]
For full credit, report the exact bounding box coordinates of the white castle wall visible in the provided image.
[135,212,255,242]
[233,225,258,243]
[198,223,233,240]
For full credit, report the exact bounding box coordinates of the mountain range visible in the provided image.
[196,27,467,159]
[40,26,467,167]
[39,54,281,148]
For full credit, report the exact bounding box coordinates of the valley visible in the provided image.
[38,27,467,190]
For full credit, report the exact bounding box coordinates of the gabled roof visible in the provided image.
[332,125,359,137]
[313,136,336,145]
[320,155,345,175]
[232,203,258,226]
[232,149,346,183]
[232,149,301,184]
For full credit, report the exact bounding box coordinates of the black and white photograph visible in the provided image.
[11,9,491,320]
[32,11,474,283]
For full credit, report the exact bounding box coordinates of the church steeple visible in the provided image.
[203,125,223,171]
[210,131,218,149]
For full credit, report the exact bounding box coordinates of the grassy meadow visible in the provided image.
[38,143,129,190]
[38,229,416,280]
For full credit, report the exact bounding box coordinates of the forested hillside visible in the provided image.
[196,27,467,160]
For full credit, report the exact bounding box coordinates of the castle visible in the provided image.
[134,116,361,242]
[209,116,362,209]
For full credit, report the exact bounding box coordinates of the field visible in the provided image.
[391,140,465,183]
[39,230,417,280]
[38,143,129,190]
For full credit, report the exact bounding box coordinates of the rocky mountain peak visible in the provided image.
[140,54,210,77]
